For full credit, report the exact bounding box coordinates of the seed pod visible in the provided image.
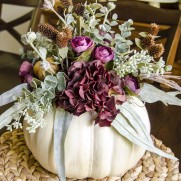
[62,27,72,40]
[150,23,160,36]
[33,57,60,80]
[148,44,164,59]
[141,34,155,49]
[38,24,59,41]
[56,32,69,48]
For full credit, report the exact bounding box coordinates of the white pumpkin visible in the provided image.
[23,97,150,179]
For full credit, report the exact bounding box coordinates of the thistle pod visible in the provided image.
[148,43,164,59]
[150,23,160,36]
[140,34,155,49]
[33,57,60,80]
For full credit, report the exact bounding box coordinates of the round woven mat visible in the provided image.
[0,130,180,181]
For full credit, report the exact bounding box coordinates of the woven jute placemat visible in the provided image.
[0,129,180,181]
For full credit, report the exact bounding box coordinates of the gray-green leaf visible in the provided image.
[58,47,68,59]
[139,83,181,106]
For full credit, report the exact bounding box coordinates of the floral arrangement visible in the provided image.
[0,0,181,172]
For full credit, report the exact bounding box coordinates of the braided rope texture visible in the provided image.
[0,130,180,181]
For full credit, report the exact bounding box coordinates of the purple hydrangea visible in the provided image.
[56,60,126,127]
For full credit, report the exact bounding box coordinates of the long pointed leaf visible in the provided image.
[0,104,25,130]
[139,83,181,106]
[0,84,27,107]
[112,115,177,160]
[119,102,153,144]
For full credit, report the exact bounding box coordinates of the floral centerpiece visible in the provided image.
[0,0,181,180]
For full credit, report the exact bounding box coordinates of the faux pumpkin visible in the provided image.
[33,57,60,80]
[23,97,150,179]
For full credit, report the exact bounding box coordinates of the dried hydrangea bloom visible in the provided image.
[56,60,126,126]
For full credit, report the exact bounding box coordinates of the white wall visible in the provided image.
[0,4,33,54]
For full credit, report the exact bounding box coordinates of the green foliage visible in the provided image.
[7,72,66,133]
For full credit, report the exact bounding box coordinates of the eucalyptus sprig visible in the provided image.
[7,72,66,133]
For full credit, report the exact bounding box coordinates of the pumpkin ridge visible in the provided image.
[88,117,95,177]
[128,142,135,169]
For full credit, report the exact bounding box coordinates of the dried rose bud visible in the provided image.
[148,43,164,58]
[150,23,160,36]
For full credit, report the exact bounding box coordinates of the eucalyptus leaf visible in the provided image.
[139,83,181,106]
[30,80,38,89]
[104,24,111,32]
[44,75,58,89]
[104,33,113,41]
[112,13,118,20]
[135,38,143,49]
[95,13,104,18]
[99,6,107,13]
[110,21,118,26]
[56,72,66,91]
[139,32,148,37]
[90,3,102,10]
[46,90,55,99]
[58,47,68,59]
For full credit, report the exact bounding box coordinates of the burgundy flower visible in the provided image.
[93,46,114,63]
[19,61,33,84]
[56,60,126,127]
[125,75,140,94]
[71,36,94,53]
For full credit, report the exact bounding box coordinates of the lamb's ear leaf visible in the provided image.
[139,83,181,106]
[112,102,177,160]
[0,104,26,130]
[0,84,28,107]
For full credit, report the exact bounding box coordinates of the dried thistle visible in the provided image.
[74,3,85,16]
[150,23,160,36]
[56,32,69,48]
[38,24,59,41]
[140,74,181,91]
[148,44,164,59]
[62,27,72,40]
[60,0,73,8]
[57,6,64,17]
[141,34,155,49]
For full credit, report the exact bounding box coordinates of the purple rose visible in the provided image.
[125,75,140,94]
[19,61,33,84]
[71,36,94,53]
[93,46,114,63]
